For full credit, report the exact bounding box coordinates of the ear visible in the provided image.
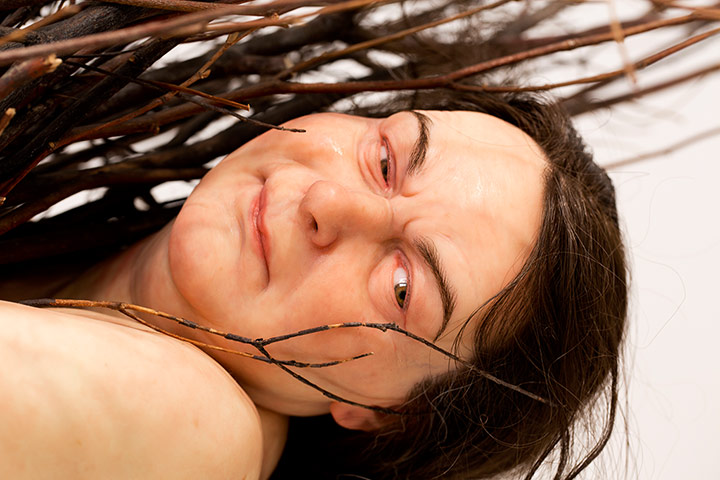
[329,401,387,432]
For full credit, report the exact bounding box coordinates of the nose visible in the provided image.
[299,180,392,248]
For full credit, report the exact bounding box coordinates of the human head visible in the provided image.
[166,105,547,420]
[272,92,628,480]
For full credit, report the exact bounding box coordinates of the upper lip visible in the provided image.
[254,184,270,278]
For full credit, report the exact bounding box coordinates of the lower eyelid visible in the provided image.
[384,138,397,189]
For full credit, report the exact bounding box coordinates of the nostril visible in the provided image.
[309,216,318,232]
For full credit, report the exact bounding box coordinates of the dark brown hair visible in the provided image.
[271,90,628,480]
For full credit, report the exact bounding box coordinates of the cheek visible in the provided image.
[261,262,378,355]
[286,266,371,328]
[168,202,243,318]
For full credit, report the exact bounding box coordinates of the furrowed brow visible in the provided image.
[415,238,457,342]
[408,111,431,175]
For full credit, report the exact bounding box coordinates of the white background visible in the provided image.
[555,3,720,479]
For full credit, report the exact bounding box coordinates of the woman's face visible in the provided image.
[167,110,546,420]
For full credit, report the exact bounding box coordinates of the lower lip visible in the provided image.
[251,185,270,279]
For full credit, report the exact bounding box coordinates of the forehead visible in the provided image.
[394,110,547,344]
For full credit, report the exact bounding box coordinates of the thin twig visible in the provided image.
[19,298,553,408]
[56,59,303,152]
[98,0,255,13]
[0,166,206,235]
[565,61,720,115]
[58,31,251,145]
[99,0,339,15]
[117,306,373,368]
[605,125,720,169]
[451,26,720,93]
[0,0,384,66]
[204,0,388,36]
[274,0,514,79]
[146,78,250,110]
[0,4,82,47]
[607,0,638,85]
[651,0,720,20]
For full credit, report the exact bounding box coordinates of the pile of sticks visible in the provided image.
[1,0,718,265]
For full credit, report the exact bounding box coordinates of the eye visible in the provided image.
[379,142,391,186]
[393,266,410,310]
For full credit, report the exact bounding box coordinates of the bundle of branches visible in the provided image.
[1,0,718,269]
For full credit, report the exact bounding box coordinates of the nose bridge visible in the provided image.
[302,180,392,246]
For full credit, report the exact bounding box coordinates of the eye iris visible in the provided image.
[393,266,409,310]
[394,282,407,308]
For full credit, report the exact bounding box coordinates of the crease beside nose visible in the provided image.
[300,180,390,248]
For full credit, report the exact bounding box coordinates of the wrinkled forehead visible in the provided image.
[417,110,546,160]
[408,110,548,350]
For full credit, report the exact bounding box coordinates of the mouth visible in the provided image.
[252,183,270,281]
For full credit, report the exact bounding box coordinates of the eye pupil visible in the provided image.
[394,282,407,308]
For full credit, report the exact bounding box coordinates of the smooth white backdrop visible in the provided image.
[571,15,720,480]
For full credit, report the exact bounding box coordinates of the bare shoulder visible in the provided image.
[0,300,263,480]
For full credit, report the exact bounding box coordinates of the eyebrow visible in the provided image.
[407,110,457,342]
[416,237,457,343]
[408,111,431,175]
[404,112,457,340]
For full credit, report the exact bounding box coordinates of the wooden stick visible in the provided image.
[20,298,553,407]
[0,0,384,66]
[0,5,82,47]
[0,54,62,98]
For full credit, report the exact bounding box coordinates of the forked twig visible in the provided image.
[61,29,251,145]
[20,298,552,413]
[117,304,373,368]
[57,59,304,151]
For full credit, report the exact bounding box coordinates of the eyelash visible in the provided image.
[379,138,393,188]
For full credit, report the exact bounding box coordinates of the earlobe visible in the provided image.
[329,402,387,432]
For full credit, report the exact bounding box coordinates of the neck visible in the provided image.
[57,223,196,323]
